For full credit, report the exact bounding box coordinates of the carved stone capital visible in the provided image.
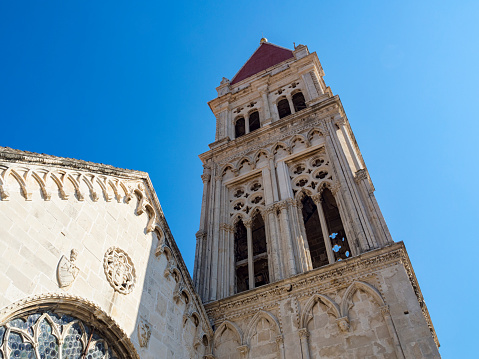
[196,230,207,241]
[219,223,233,232]
[237,345,249,355]
[214,175,222,182]
[201,174,211,183]
[311,193,322,204]
[243,219,253,228]
[298,328,310,339]
[285,198,296,207]
[331,181,341,196]
[275,201,288,211]
[264,204,276,215]
[336,316,350,333]
[354,169,368,183]
[334,117,346,127]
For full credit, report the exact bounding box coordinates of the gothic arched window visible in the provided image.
[277,98,291,119]
[292,92,307,112]
[248,111,260,132]
[301,195,329,268]
[320,188,351,261]
[252,212,269,287]
[234,219,249,293]
[235,117,246,138]
[0,311,120,359]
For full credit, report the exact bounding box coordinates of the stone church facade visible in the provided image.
[0,40,439,358]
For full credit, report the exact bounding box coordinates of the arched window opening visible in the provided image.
[249,111,260,132]
[0,311,121,359]
[234,219,249,293]
[321,188,351,261]
[235,117,246,138]
[292,92,307,112]
[252,213,269,287]
[301,195,329,268]
[277,98,291,119]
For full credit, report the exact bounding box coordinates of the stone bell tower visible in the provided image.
[194,39,440,358]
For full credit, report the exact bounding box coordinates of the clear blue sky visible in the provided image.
[1,1,477,356]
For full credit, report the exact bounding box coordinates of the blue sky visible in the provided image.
[1,1,477,356]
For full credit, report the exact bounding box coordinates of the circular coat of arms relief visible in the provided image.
[103,247,136,294]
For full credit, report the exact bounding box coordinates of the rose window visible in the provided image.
[0,312,119,359]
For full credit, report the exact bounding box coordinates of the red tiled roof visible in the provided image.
[230,43,294,85]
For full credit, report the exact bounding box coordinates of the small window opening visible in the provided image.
[235,117,246,138]
[234,219,249,293]
[249,111,260,132]
[252,213,269,287]
[321,188,351,261]
[277,99,291,119]
[292,92,307,112]
[301,195,329,268]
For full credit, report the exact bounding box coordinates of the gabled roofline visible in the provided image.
[230,42,294,85]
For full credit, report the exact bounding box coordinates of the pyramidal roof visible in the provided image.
[230,42,294,85]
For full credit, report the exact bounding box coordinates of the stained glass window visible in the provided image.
[0,312,119,359]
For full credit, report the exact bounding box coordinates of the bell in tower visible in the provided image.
[195,39,440,358]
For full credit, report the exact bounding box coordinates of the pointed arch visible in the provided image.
[236,156,254,173]
[244,310,281,346]
[340,281,385,318]
[107,179,122,202]
[213,320,243,347]
[271,141,291,155]
[289,134,310,151]
[5,168,31,200]
[230,212,246,226]
[300,294,340,328]
[66,173,84,201]
[30,170,51,200]
[94,176,112,202]
[295,187,314,201]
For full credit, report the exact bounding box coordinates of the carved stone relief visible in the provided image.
[56,249,79,288]
[103,247,136,294]
[137,317,152,348]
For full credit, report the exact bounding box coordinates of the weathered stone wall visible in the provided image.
[205,244,440,359]
[0,152,211,358]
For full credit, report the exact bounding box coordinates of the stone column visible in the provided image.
[259,87,272,123]
[311,193,335,264]
[327,118,378,249]
[276,335,286,359]
[266,204,283,281]
[277,201,297,276]
[355,169,392,246]
[321,121,371,252]
[298,328,311,359]
[244,218,254,290]
[336,117,360,171]
[380,305,405,359]
[294,200,313,271]
[269,157,279,202]
[210,175,222,301]
[286,93,295,114]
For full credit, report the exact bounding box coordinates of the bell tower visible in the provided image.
[194,40,440,358]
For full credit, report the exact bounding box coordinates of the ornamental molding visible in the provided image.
[103,247,136,295]
[205,244,406,320]
[210,105,339,165]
